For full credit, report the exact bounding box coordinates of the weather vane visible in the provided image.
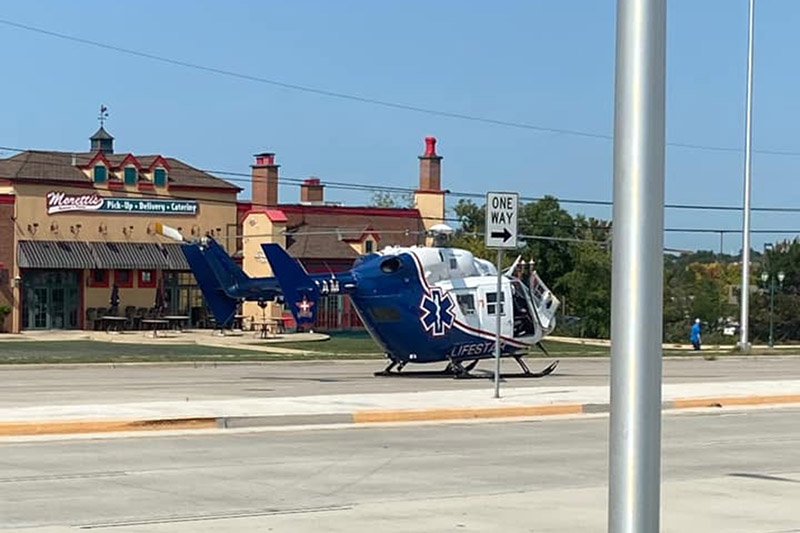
[98,105,109,127]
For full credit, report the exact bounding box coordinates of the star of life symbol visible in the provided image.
[420,287,456,337]
[296,296,314,319]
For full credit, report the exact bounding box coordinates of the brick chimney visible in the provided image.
[418,136,442,191]
[251,152,279,206]
[300,177,324,204]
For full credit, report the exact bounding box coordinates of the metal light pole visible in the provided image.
[739,0,756,353]
[761,270,784,348]
[608,0,666,532]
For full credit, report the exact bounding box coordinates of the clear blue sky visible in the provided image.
[2,0,800,254]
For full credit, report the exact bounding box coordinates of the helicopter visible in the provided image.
[160,222,561,378]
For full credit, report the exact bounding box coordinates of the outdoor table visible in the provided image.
[140,318,169,337]
[252,319,281,339]
[233,314,246,330]
[162,315,190,332]
[101,315,128,333]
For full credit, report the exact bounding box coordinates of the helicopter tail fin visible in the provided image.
[181,242,237,327]
[202,238,251,292]
[261,243,319,326]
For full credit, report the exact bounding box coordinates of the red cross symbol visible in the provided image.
[296,297,314,318]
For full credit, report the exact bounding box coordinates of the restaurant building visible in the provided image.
[0,127,240,333]
[0,126,446,333]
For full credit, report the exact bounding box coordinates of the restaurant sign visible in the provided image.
[46,192,198,216]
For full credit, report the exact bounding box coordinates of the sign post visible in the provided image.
[485,192,518,399]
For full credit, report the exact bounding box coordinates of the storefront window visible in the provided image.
[138,269,156,288]
[165,271,206,324]
[21,270,80,330]
[114,269,133,288]
[89,269,109,288]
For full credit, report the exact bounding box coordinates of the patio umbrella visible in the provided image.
[154,276,165,315]
[109,284,120,314]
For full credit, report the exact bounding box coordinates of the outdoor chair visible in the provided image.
[136,308,148,329]
[85,308,97,330]
[124,306,137,330]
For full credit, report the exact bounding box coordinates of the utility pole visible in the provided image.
[608,0,666,532]
[739,0,756,353]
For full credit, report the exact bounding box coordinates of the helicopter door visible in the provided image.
[529,272,560,335]
[477,285,513,337]
[453,291,480,330]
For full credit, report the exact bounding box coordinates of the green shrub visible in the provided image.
[0,304,10,332]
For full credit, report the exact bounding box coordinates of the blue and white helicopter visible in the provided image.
[159,223,560,378]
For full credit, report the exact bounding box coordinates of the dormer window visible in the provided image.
[365,240,374,253]
[93,165,107,183]
[124,166,137,186]
[153,167,167,187]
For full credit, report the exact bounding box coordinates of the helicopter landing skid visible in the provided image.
[374,358,558,379]
[500,358,560,379]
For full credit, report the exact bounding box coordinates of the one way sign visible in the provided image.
[485,192,518,249]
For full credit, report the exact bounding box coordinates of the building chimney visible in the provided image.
[418,136,442,191]
[251,152,279,206]
[300,177,324,204]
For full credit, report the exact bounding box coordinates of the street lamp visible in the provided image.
[760,270,785,348]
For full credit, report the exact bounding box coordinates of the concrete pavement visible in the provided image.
[0,328,330,353]
[4,356,800,407]
[1,409,798,532]
[1,377,799,436]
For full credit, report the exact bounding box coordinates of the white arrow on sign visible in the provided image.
[485,192,519,249]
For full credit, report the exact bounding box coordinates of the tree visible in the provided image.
[559,243,611,338]
[452,199,485,234]
[751,239,800,342]
[371,191,415,208]
[662,252,739,343]
[518,196,576,291]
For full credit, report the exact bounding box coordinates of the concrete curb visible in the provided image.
[0,417,217,437]
[2,394,799,437]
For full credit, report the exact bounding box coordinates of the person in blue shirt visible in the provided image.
[690,318,701,351]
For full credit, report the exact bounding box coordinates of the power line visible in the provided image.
[3,18,800,158]
[6,168,797,251]
[6,146,800,216]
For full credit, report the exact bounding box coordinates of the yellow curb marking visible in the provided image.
[353,404,583,423]
[0,418,217,437]
[673,394,800,409]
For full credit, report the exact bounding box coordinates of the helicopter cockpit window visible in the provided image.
[456,293,475,315]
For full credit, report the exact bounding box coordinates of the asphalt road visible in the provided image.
[1,356,799,407]
[1,408,798,532]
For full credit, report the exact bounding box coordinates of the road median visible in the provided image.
[2,383,800,437]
